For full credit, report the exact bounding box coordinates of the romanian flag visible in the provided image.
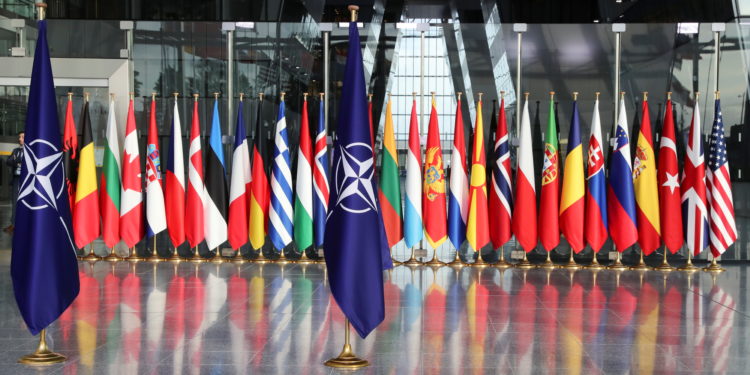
[607,97,638,251]
[633,98,661,254]
[466,99,489,252]
[539,95,560,251]
[560,99,585,253]
[378,97,403,248]
[249,95,270,249]
[73,100,100,248]
[422,98,447,248]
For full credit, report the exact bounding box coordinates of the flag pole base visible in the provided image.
[563,250,582,270]
[607,253,628,271]
[167,250,183,263]
[103,250,123,262]
[655,263,674,272]
[469,251,489,268]
[275,250,292,265]
[232,252,249,264]
[210,255,226,263]
[515,252,535,269]
[703,258,725,273]
[148,254,165,262]
[81,253,102,262]
[677,258,700,272]
[586,253,606,270]
[18,329,66,365]
[539,251,559,269]
[253,249,270,264]
[447,250,464,268]
[425,253,444,267]
[125,247,145,262]
[297,251,315,265]
[404,252,422,267]
[493,255,512,269]
[324,344,369,369]
[391,256,403,266]
[629,261,651,271]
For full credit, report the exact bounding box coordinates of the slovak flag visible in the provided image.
[584,97,608,252]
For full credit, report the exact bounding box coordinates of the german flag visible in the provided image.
[249,94,270,249]
[73,100,100,248]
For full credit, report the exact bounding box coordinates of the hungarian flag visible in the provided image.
[513,98,537,252]
[228,100,251,250]
[165,100,186,248]
[249,96,270,250]
[73,100,100,248]
[120,98,144,248]
[145,96,166,238]
[489,97,513,248]
[62,95,78,212]
[658,99,683,254]
[100,98,121,248]
[707,98,737,257]
[186,98,205,248]
[633,99,661,254]
[539,97,560,251]
[294,97,314,251]
[379,98,402,248]
[682,98,708,256]
[466,99,489,252]
[204,99,228,249]
[585,97,608,253]
[313,98,330,249]
[608,97,638,251]
[448,97,468,250]
[422,98,447,248]
[560,99,585,253]
[404,99,423,248]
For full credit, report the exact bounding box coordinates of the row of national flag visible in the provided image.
[59,93,332,254]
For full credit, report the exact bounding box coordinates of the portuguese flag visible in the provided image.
[100,98,122,248]
[72,100,100,248]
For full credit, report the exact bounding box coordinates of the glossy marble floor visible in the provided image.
[0,254,748,375]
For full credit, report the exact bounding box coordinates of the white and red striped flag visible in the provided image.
[681,98,708,256]
[707,98,737,257]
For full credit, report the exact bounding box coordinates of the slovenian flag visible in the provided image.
[607,96,638,251]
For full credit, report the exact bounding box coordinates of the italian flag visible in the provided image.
[293,97,313,251]
[100,98,122,248]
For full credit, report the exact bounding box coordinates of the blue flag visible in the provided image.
[324,22,392,338]
[11,20,80,335]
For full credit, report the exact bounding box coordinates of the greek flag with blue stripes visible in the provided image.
[269,100,294,250]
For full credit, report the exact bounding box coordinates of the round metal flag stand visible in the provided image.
[324,318,369,369]
[18,328,66,365]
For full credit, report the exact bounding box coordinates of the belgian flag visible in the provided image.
[249,94,270,249]
[72,100,100,248]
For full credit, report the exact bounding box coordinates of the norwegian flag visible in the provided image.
[489,97,513,248]
[681,99,709,256]
[707,99,737,257]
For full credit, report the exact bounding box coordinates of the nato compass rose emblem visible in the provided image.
[333,142,378,214]
[17,139,66,211]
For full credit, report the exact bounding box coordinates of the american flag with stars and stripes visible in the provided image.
[707,98,737,257]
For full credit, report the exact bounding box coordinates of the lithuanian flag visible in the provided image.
[378,97,403,248]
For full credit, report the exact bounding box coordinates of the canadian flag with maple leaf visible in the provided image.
[120,98,145,247]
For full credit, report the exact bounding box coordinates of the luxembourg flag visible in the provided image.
[146,96,166,238]
[448,96,468,250]
[607,96,638,251]
[584,96,608,253]
[228,100,251,250]
[404,99,423,248]
[165,100,186,248]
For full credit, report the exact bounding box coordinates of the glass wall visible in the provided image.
[2,18,750,261]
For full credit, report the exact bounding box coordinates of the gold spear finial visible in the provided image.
[67,92,73,100]
[151,92,157,100]
[457,92,462,101]
[35,2,46,21]
[620,91,625,99]
[173,92,179,100]
[573,92,578,101]
[259,92,264,101]
[239,92,244,102]
[478,92,483,101]
[715,90,720,100]
[643,91,648,102]
[667,91,672,100]
[368,93,373,102]
[213,92,220,100]
[500,90,505,99]
[280,92,286,101]
[193,93,199,102]
[110,93,115,100]
[319,92,324,100]
[348,5,359,22]
[129,92,135,100]
[550,91,555,98]
[595,92,600,100]
[524,92,530,99]
[304,92,309,101]
[412,92,417,100]
[84,92,90,102]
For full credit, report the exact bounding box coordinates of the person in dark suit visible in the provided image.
[5,131,24,233]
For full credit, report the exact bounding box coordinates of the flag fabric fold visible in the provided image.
[448,98,468,250]
[186,100,205,248]
[560,99,585,253]
[228,100,251,250]
[707,98,737,257]
[513,98,537,252]
[204,99,229,249]
[633,99,661,254]
[100,98,122,248]
[73,101,100,248]
[607,97,638,251]
[313,98,330,248]
[585,97,608,252]
[294,98,314,251]
[489,98,513,249]
[404,99,423,248]
[165,100,186,248]
[146,97,166,238]
[539,97,560,251]
[422,98,447,248]
[249,98,270,249]
[11,19,80,335]
[269,99,294,251]
[379,98,402,248]
[120,98,144,248]
[466,99,489,252]
[324,21,390,338]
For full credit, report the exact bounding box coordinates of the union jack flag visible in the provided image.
[707,99,737,257]
[681,99,709,256]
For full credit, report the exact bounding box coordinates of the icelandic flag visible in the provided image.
[607,97,638,251]
[313,98,330,248]
[324,21,392,338]
[11,19,80,335]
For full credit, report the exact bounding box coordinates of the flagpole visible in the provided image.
[325,7,371,369]
[586,92,606,271]
[655,246,673,272]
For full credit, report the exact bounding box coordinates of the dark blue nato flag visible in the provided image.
[11,20,80,335]
[324,21,392,339]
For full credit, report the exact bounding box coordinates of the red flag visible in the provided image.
[466,99,490,251]
[489,98,513,248]
[512,98,537,252]
[120,99,145,247]
[62,96,78,212]
[186,99,205,248]
[422,99,447,248]
[657,99,683,253]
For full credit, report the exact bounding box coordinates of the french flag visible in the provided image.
[228,100,251,250]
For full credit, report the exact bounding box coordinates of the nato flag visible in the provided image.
[11,20,80,335]
[324,21,392,338]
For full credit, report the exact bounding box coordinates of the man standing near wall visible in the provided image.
[5,131,24,233]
